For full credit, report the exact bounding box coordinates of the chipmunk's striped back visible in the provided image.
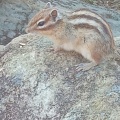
[67,9,115,48]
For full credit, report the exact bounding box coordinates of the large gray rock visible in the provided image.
[0,33,120,120]
[0,0,120,120]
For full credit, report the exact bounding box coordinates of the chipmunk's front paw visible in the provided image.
[54,47,61,52]
[47,46,61,53]
[75,62,97,72]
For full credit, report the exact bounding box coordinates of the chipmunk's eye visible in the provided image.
[37,21,45,26]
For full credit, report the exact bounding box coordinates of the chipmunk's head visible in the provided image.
[25,2,62,35]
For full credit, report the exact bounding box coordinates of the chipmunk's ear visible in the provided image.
[44,2,52,9]
[50,9,57,18]
[50,9,62,22]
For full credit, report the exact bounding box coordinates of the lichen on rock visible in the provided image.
[0,33,120,120]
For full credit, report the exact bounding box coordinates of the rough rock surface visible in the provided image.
[0,0,42,45]
[0,0,120,120]
[0,33,120,119]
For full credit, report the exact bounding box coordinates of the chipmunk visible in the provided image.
[25,2,119,71]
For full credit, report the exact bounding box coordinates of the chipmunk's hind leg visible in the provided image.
[75,43,102,72]
[76,62,97,72]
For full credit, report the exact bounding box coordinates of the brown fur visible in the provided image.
[72,8,115,46]
[26,3,116,71]
[74,23,102,36]
[69,14,110,38]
